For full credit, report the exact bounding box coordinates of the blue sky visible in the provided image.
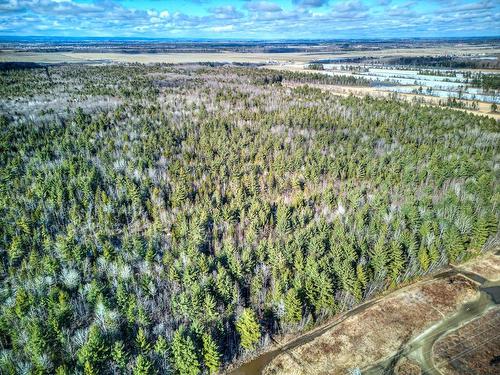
[0,0,498,39]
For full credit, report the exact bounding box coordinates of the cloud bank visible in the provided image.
[0,0,498,38]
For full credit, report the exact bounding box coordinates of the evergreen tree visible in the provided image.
[171,327,200,375]
[276,204,292,235]
[134,354,155,375]
[283,288,302,324]
[112,341,128,371]
[236,308,261,350]
[78,325,109,370]
[418,245,430,271]
[154,335,168,356]
[136,327,151,353]
[202,333,221,375]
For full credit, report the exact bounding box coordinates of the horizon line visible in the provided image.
[1,35,499,42]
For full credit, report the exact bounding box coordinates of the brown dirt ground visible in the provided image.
[433,307,500,375]
[2,45,500,64]
[394,357,422,375]
[458,252,500,282]
[263,275,478,375]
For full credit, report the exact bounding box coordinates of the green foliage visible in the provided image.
[136,328,151,353]
[276,204,292,235]
[202,333,221,374]
[171,327,200,375]
[112,341,128,370]
[417,245,430,271]
[236,308,261,350]
[470,216,490,251]
[78,325,109,370]
[133,354,155,375]
[443,227,465,262]
[0,63,497,374]
[283,288,302,324]
[154,335,168,356]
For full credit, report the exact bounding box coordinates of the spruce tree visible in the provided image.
[171,327,200,375]
[236,308,261,350]
[112,341,128,371]
[283,288,302,324]
[77,325,109,370]
[133,354,155,375]
[202,333,220,375]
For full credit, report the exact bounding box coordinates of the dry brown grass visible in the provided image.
[2,44,499,64]
[263,275,479,375]
[458,252,500,281]
[433,307,500,375]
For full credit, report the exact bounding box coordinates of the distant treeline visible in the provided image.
[250,68,374,86]
[385,56,500,70]
[471,73,500,91]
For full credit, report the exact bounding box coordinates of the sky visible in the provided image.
[0,0,498,39]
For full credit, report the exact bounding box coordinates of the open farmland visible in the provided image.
[2,39,498,120]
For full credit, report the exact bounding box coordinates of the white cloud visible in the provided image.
[244,1,282,13]
[208,24,234,32]
[0,0,498,38]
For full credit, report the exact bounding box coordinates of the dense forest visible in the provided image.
[384,56,500,70]
[0,63,498,375]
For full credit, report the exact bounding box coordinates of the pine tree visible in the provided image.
[443,227,465,262]
[203,293,218,322]
[356,263,367,288]
[78,325,109,369]
[133,354,155,375]
[389,241,405,282]
[112,341,128,371]
[283,288,302,324]
[315,274,335,312]
[418,245,430,271]
[470,216,489,251]
[8,236,23,265]
[202,333,220,375]
[370,232,387,277]
[236,308,261,350]
[55,365,70,375]
[171,327,200,375]
[154,335,168,356]
[276,204,292,235]
[136,327,151,353]
[428,242,440,265]
[84,361,97,375]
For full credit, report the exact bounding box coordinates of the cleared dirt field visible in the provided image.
[262,274,479,375]
[2,44,500,64]
[433,307,500,375]
[458,252,500,281]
